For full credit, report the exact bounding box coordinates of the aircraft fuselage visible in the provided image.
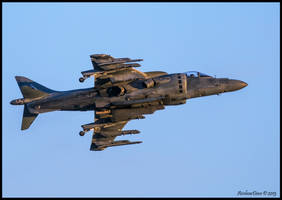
[21,73,247,114]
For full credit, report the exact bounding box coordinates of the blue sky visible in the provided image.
[3,3,280,197]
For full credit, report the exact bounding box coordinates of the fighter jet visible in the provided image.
[10,54,247,151]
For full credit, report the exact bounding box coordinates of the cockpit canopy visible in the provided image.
[185,71,211,78]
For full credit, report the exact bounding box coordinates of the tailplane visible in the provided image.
[22,105,38,130]
[11,76,57,130]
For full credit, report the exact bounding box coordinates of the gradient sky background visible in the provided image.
[3,3,280,197]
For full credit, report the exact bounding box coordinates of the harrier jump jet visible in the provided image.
[10,54,247,151]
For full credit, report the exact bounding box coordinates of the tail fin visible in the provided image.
[15,76,56,99]
[22,105,38,130]
[14,76,56,130]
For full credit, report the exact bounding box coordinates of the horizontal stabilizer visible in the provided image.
[22,105,38,130]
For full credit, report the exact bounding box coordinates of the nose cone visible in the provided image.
[225,79,248,92]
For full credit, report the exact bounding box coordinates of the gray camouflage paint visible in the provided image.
[11,54,247,151]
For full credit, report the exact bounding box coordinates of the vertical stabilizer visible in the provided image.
[12,76,56,130]
[15,76,56,99]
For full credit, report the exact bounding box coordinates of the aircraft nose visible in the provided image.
[225,79,248,92]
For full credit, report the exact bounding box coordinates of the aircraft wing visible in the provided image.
[82,103,165,151]
[90,120,142,151]
[90,54,143,71]
[79,54,147,87]
[88,110,140,151]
